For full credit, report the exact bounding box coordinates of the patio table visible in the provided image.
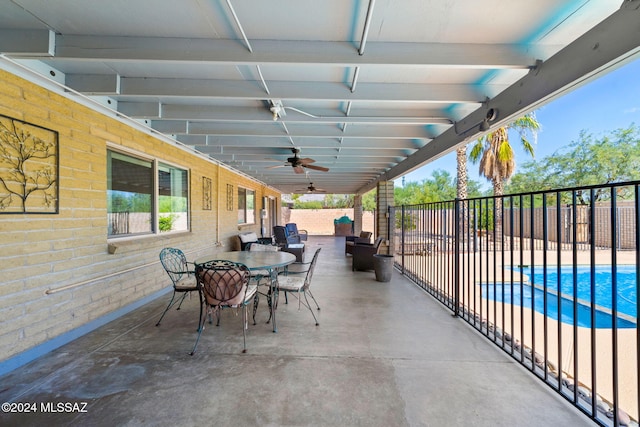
[194,251,296,332]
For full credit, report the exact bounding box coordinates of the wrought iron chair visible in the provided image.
[157,247,202,328]
[277,248,322,325]
[246,241,280,323]
[191,260,256,355]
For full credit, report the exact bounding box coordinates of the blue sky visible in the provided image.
[402,57,640,188]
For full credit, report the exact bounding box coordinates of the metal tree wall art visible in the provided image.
[0,114,59,213]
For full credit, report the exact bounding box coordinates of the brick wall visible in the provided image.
[0,69,280,368]
[283,208,375,236]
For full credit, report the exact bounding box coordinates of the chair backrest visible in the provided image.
[196,260,250,307]
[302,248,322,290]
[159,247,190,287]
[373,236,384,249]
[285,223,299,236]
[360,231,372,239]
[273,225,299,245]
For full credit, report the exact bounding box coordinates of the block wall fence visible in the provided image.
[283,208,375,236]
[0,69,280,373]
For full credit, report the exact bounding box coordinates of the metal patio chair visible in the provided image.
[277,248,322,326]
[191,260,256,355]
[157,247,202,328]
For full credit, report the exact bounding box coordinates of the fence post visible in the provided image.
[400,205,405,274]
[454,198,460,317]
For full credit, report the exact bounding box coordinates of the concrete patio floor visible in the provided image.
[0,236,592,426]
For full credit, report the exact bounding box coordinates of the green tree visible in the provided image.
[362,189,376,211]
[507,124,640,203]
[396,169,483,206]
[293,199,323,209]
[323,194,353,208]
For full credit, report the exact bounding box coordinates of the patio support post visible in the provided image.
[376,180,394,255]
[353,194,363,236]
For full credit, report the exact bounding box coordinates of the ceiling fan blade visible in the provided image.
[293,165,305,174]
[266,164,287,169]
[298,157,316,165]
[304,164,329,172]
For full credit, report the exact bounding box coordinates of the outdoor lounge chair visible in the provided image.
[345,231,373,255]
[351,236,384,271]
[273,225,305,261]
[285,223,308,241]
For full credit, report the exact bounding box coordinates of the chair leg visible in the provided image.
[196,291,204,332]
[175,291,189,310]
[252,293,259,325]
[241,305,248,353]
[191,304,209,355]
[306,289,320,311]
[303,292,319,326]
[265,291,273,324]
[156,291,177,326]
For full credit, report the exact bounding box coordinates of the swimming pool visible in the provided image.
[480,265,637,329]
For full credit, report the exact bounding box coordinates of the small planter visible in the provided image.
[373,254,394,282]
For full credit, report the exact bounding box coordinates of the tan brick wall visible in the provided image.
[0,69,280,365]
[283,208,375,236]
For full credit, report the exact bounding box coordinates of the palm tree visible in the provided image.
[455,146,468,200]
[465,113,541,242]
[469,113,540,196]
[455,145,470,247]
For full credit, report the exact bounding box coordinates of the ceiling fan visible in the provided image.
[295,182,326,193]
[267,148,329,174]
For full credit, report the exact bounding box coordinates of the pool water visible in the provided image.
[481,265,637,329]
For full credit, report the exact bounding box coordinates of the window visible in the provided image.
[107,150,189,237]
[237,187,255,224]
[158,163,188,233]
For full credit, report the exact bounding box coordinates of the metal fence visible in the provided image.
[390,181,640,427]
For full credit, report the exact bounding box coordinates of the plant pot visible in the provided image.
[373,254,394,282]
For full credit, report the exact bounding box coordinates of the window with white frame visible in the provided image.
[107,149,189,237]
[237,187,255,224]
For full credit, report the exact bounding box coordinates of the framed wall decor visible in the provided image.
[0,114,59,214]
[202,176,212,210]
[226,184,233,211]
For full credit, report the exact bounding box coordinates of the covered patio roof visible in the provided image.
[1,1,639,194]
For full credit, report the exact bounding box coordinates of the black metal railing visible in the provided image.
[390,181,640,427]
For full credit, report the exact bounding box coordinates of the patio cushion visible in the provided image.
[174,276,196,291]
[239,232,258,243]
[248,243,279,252]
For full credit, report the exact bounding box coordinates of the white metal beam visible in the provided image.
[372,1,640,194]
[3,33,543,68]
[66,76,497,103]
